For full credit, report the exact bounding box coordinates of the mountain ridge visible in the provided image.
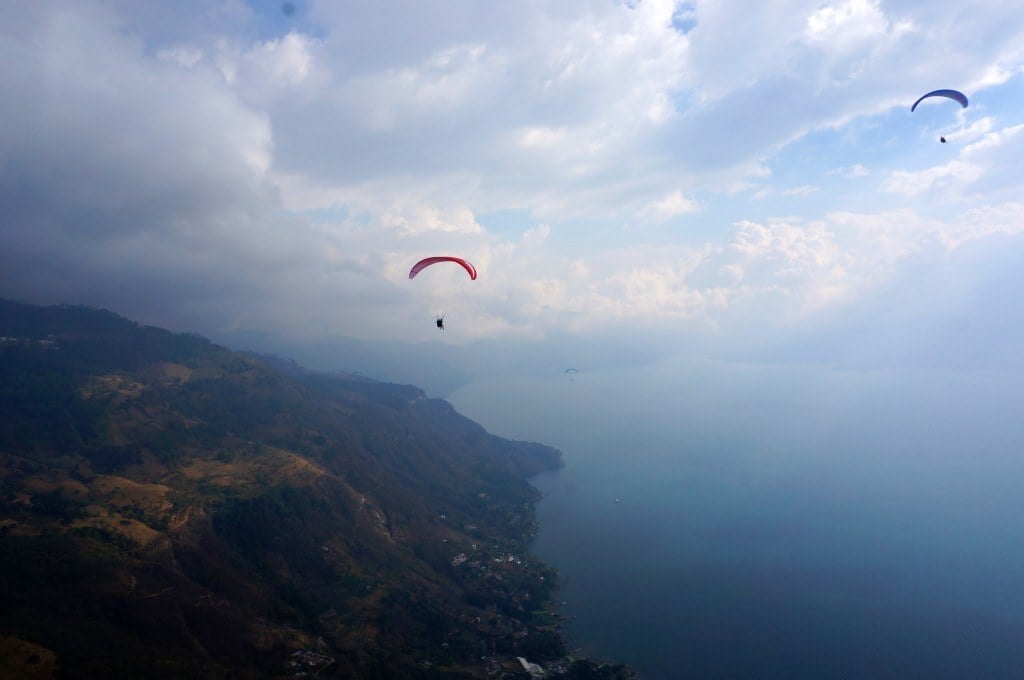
[0,298,631,679]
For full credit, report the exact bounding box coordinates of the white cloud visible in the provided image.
[962,122,1024,156]
[805,0,891,48]
[828,163,869,178]
[642,191,701,220]
[940,201,1024,250]
[378,203,483,236]
[727,220,840,273]
[157,45,205,68]
[884,122,1024,199]
[341,42,496,131]
[518,126,568,150]
[885,160,984,196]
[238,32,317,87]
[521,223,551,247]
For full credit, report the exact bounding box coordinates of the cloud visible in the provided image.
[0,3,314,334]
[339,42,496,132]
[940,202,1024,250]
[224,32,321,100]
[805,0,895,49]
[828,163,869,178]
[884,122,1024,198]
[0,3,275,235]
[377,204,484,236]
[3,0,1024,378]
[962,122,1024,156]
[720,220,850,309]
[641,191,702,220]
[885,161,984,196]
[782,185,820,197]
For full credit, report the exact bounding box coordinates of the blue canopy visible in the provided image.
[911,89,968,112]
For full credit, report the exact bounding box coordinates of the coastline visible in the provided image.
[516,464,637,680]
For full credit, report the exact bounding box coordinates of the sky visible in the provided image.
[3,0,1024,387]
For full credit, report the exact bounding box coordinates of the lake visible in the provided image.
[449,358,1024,679]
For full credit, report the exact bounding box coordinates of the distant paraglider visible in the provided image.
[408,256,477,280]
[564,368,580,382]
[910,89,968,112]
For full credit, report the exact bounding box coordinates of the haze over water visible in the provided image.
[450,359,1024,679]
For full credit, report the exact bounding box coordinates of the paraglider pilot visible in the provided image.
[436,316,445,330]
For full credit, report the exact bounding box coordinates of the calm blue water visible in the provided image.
[449,359,1024,679]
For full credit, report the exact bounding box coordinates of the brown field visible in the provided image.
[177,446,331,491]
[87,475,171,514]
[161,362,193,382]
[80,373,146,401]
[70,515,165,548]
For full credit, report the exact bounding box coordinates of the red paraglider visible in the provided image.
[408,256,477,280]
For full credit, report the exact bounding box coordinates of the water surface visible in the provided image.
[449,359,1024,679]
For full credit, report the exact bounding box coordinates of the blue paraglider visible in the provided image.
[910,89,968,112]
[911,89,967,143]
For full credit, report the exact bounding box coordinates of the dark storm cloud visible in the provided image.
[0,2,328,333]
